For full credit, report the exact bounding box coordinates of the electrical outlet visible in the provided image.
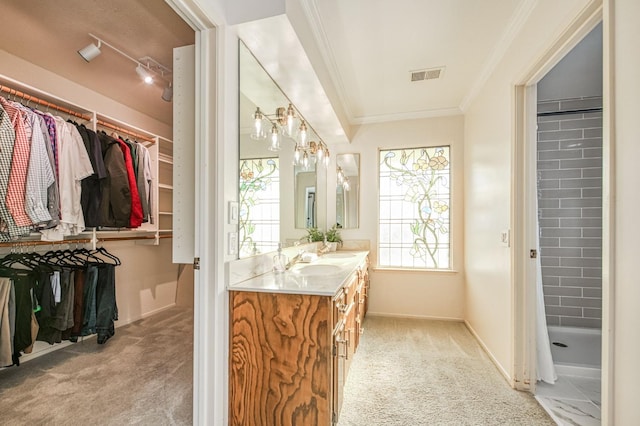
[228,232,238,255]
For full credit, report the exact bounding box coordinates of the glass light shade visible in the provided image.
[250,108,266,140]
[267,124,280,151]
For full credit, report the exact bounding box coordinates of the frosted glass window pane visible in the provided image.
[378,147,451,269]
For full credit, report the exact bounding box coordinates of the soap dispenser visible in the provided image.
[273,243,288,273]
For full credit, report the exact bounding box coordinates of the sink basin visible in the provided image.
[322,252,356,259]
[292,264,342,276]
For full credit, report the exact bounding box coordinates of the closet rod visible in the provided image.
[0,233,172,248]
[0,84,93,122]
[96,119,156,144]
[537,107,603,117]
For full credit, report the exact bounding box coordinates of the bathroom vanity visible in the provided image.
[228,251,370,426]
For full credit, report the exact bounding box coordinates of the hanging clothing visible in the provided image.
[0,98,33,228]
[117,138,143,228]
[40,118,93,240]
[136,143,153,224]
[23,109,54,225]
[77,125,107,227]
[0,104,31,241]
[0,277,13,366]
[34,113,61,230]
[98,132,131,227]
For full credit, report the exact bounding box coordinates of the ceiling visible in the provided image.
[0,0,533,137]
[0,0,194,125]
[303,0,527,124]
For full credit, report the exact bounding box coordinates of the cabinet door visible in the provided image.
[332,320,347,424]
[230,291,332,426]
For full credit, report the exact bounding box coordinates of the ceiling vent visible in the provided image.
[410,67,445,82]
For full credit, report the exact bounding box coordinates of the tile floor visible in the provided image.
[536,374,601,425]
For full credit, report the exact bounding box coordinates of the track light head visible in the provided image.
[161,83,173,102]
[78,41,102,62]
[136,64,154,84]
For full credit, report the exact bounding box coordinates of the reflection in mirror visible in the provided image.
[239,41,328,258]
[336,154,360,229]
[295,162,317,228]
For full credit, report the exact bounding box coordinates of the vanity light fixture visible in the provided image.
[250,102,328,165]
[77,33,173,101]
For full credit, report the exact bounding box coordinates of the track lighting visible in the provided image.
[161,83,173,102]
[78,33,173,101]
[136,64,154,84]
[78,40,102,62]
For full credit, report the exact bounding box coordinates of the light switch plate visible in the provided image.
[228,201,239,225]
[228,232,238,255]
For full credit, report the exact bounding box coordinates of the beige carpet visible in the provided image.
[0,306,193,425]
[338,316,555,426]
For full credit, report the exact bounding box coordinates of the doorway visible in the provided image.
[520,22,604,425]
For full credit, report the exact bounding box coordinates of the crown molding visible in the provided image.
[351,107,463,125]
[459,0,537,112]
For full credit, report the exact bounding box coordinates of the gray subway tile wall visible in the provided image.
[537,96,603,329]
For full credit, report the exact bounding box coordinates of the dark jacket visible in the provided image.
[98,132,131,227]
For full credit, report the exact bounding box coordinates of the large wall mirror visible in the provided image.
[336,153,360,229]
[239,41,327,258]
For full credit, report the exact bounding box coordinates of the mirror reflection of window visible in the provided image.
[336,153,360,229]
[239,40,327,257]
[239,158,280,256]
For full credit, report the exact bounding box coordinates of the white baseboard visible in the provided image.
[367,311,464,322]
[464,320,514,387]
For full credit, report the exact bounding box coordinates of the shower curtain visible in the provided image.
[535,194,557,384]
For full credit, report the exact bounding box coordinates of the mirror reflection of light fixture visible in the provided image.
[337,166,350,191]
[250,102,329,166]
[78,40,102,62]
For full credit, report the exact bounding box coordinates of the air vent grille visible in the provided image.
[410,67,444,82]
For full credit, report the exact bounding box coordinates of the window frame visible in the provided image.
[377,144,453,271]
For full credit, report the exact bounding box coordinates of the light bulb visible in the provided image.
[299,121,308,146]
[268,124,280,151]
[303,151,309,169]
[324,149,330,167]
[294,146,301,164]
[286,104,295,136]
[251,108,265,140]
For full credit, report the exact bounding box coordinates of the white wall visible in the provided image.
[609,0,640,422]
[463,0,592,377]
[331,115,465,320]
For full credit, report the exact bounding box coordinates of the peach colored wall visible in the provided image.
[330,115,465,320]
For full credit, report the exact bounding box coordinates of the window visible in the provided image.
[378,146,451,269]
[239,158,279,257]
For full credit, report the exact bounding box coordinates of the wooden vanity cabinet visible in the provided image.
[229,257,369,426]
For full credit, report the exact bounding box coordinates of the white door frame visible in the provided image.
[163,1,227,424]
[512,0,608,419]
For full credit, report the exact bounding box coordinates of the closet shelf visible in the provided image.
[159,211,173,216]
[159,184,174,190]
[159,154,173,165]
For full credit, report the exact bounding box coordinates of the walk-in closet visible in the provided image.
[0,1,196,423]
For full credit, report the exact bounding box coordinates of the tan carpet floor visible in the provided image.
[0,306,193,426]
[338,316,555,426]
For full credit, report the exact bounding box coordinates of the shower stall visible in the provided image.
[536,95,603,378]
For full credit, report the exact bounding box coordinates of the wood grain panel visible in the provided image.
[230,291,332,426]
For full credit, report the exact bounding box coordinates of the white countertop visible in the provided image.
[227,251,369,296]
